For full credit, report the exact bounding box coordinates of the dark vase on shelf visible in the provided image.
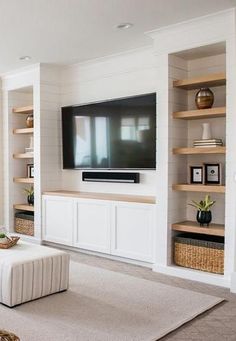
[195,88,214,109]
[196,210,212,226]
[27,194,34,206]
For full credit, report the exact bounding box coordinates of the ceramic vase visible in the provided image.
[196,210,212,226]
[202,123,212,140]
[195,88,214,109]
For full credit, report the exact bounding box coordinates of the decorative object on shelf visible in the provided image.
[195,88,214,109]
[15,211,34,236]
[24,186,34,206]
[189,166,203,184]
[193,138,223,148]
[27,163,34,178]
[204,163,222,185]
[25,136,34,153]
[26,114,34,128]
[189,194,215,226]
[174,233,224,274]
[202,122,212,140]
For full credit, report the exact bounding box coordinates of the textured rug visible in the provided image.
[0,261,223,341]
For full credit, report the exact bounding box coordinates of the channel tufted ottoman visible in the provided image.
[0,241,70,307]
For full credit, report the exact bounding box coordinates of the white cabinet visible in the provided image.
[74,200,111,253]
[111,202,154,262]
[42,194,155,263]
[42,196,74,245]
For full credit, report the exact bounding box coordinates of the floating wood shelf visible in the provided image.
[13,153,34,159]
[173,146,226,155]
[12,105,33,114]
[172,184,225,193]
[13,128,34,134]
[173,72,226,90]
[173,107,226,120]
[13,177,34,184]
[172,221,225,237]
[14,204,34,212]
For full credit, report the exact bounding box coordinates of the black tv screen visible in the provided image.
[62,93,156,169]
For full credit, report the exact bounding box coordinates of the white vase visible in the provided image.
[202,123,212,140]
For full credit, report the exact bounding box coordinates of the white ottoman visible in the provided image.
[0,241,70,307]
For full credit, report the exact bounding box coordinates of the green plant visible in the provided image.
[23,186,34,196]
[188,194,215,212]
[0,233,6,238]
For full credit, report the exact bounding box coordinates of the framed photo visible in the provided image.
[27,164,34,178]
[189,166,203,184]
[204,163,221,184]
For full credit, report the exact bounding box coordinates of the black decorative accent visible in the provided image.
[82,172,140,183]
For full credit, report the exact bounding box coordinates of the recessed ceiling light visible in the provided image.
[19,56,31,61]
[116,23,133,30]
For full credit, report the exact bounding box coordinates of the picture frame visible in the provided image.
[27,164,34,178]
[204,163,222,185]
[189,166,203,184]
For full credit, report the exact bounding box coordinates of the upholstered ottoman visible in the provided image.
[0,241,70,307]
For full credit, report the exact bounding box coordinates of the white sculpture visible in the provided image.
[202,123,212,140]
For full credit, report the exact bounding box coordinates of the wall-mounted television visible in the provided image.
[61,93,156,169]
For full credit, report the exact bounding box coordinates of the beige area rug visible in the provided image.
[0,261,223,341]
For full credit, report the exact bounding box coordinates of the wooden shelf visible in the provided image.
[172,184,225,193]
[14,204,34,212]
[172,221,225,237]
[13,128,34,134]
[173,107,226,120]
[173,146,226,155]
[173,72,226,90]
[13,153,34,159]
[13,177,34,184]
[12,105,33,114]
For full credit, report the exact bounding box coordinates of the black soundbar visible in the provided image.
[82,172,140,183]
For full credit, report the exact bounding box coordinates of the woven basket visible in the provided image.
[15,212,34,236]
[0,329,20,341]
[174,234,224,274]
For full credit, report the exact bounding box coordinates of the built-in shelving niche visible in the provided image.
[169,42,226,276]
[9,87,35,237]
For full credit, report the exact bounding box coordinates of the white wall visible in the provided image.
[60,48,158,196]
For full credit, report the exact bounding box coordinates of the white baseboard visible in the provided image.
[152,263,230,288]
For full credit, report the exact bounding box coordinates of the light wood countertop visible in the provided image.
[43,190,156,204]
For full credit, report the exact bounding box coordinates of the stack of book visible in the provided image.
[193,138,223,148]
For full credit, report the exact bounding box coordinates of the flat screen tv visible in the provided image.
[61,93,156,169]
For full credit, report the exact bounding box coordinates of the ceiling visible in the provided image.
[0,0,235,74]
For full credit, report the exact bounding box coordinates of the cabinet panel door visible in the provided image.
[74,200,111,253]
[111,203,154,262]
[42,196,74,245]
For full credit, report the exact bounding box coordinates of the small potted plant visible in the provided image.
[24,186,34,206]
[188,194,215,226]
[0,233,9,244]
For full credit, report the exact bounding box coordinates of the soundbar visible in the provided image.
[82,172,140,183]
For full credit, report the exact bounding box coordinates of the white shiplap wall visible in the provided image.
[60,48,158,196]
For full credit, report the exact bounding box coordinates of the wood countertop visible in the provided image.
[43,190,156,204]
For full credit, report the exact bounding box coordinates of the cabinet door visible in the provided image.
[111,203,155,262]
[74,200,111,253]
[42,196,74,245]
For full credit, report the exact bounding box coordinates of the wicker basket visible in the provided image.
[174,233,224,274]
[14,211,34,236]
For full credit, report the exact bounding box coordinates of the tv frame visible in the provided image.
[61,92,157,170]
